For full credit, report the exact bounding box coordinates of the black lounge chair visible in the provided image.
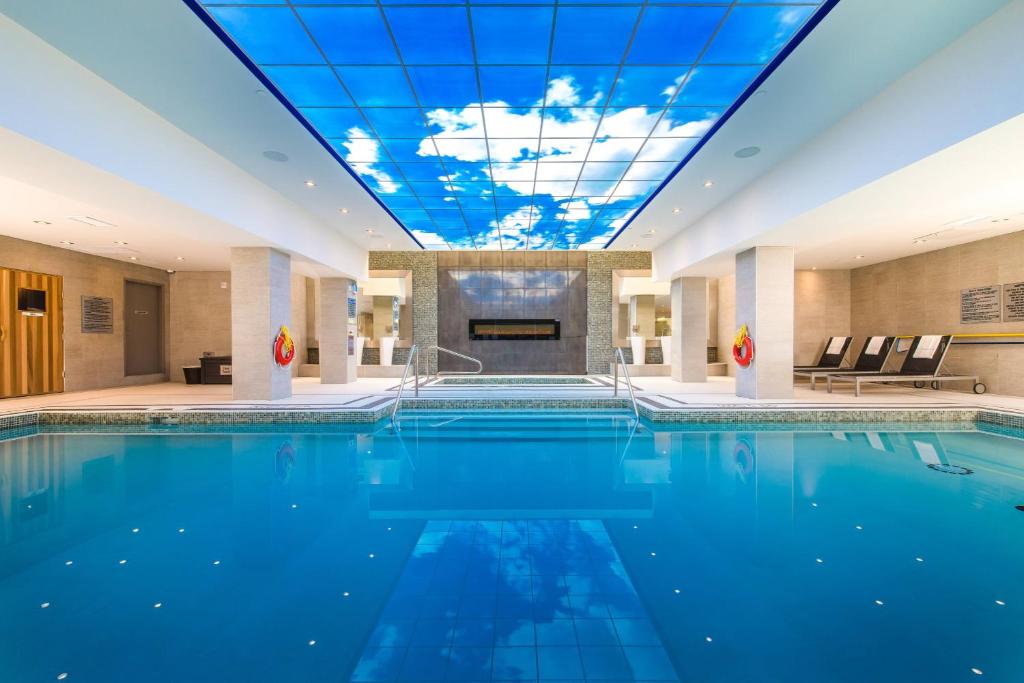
[794,336,853,371]
[795,336,895,390]
[826,335,986,396]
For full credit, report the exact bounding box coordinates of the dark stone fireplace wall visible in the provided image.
[437,251,588,374]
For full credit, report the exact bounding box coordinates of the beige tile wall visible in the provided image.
[168,272,231,382]
[716,274,736,376]
[169,271,308,382]
[715,269,851,376]
[0,236,169,392]
[794,270,851,365]
[851,230,1024,395]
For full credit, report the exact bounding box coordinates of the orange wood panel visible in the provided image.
[0,268,64,398]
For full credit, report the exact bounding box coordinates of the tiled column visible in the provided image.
[319,277,357,384]
[735,246,794,399]
[230,247,292,401]
[670,276,708,382]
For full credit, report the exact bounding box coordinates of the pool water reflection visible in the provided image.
[1,414,1023,682]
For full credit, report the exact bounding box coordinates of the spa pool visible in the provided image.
[1,414,1022,682]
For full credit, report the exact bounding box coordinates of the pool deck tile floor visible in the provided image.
[2,375,1023,418]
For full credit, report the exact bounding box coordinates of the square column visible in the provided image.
[670,277,708,382]
[231,247,292,401]
[319,277,357,384]
[735,247,794,399]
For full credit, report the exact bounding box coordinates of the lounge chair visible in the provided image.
[826,335,986,396]
[795,336,895,390]
[794,336,853,371]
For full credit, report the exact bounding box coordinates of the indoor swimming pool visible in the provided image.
[1,414,1022,682]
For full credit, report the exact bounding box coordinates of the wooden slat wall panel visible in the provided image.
[0,268,64,398]
[0,269,12,398]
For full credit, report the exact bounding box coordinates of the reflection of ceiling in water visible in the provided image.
[351,519,680,681]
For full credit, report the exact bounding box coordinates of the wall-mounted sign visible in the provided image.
[1003,282,1024,323]
[347,282,357,325]
[960,286,1001,324]
[81,296,114,333]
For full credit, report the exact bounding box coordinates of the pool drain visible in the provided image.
[927,463,973,475]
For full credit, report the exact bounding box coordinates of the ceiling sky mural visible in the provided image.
[192,1,827,250]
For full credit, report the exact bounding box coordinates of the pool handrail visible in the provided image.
[390,344,419,432]
[613,347,640,420]
[427,345,483,383]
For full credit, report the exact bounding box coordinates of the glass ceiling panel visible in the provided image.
[194,0,828,249]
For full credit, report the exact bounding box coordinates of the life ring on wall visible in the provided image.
[273,325,296,367]
[732,324,754,367]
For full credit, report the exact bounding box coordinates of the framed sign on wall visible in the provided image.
[81,296,114,333]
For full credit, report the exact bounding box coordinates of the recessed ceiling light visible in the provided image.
[672,208,681,214]
[60,240,74,245]
[365,228,375,234]
[304,180,316,188]
[262,150,289,162]
[166,269,175,274]
[703,180,714,188]
[67,215,115,228]
[734,146,761,159]
[340,207,349,214]
[630,243,639,248]
[811,266,817,271]
[114,241,128,246]
[129,256,138,261]
[854,255,865,259]
[176,256,185,261]
[32,219,51,225]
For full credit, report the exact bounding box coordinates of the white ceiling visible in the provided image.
[0,126,351,274]
[0,0,419,252]
[662,112,1024,277]
[612,0,1010,252]
[785,113,1024,271]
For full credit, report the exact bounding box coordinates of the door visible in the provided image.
[124,281,163,376]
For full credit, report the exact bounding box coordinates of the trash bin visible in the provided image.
[183,366,202,385]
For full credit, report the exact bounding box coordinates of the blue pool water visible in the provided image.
[2,414,1023,682]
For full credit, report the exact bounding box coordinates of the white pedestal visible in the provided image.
[628,336,646,366]
[659,336,671,365]
[379,336,396,367]
[355,336,366,366]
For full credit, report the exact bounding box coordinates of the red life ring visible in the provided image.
[732,325,754,367]
[273,325,295,367]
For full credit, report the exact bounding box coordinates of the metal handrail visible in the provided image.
[613,347,640,420]
[390,344,419,432]
[427,345,483,382]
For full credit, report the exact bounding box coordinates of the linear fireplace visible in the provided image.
[468,318,560,341]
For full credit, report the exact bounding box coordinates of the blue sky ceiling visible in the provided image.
[196,1,824,250]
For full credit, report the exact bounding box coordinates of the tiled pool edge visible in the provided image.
[1,403,1021,429]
